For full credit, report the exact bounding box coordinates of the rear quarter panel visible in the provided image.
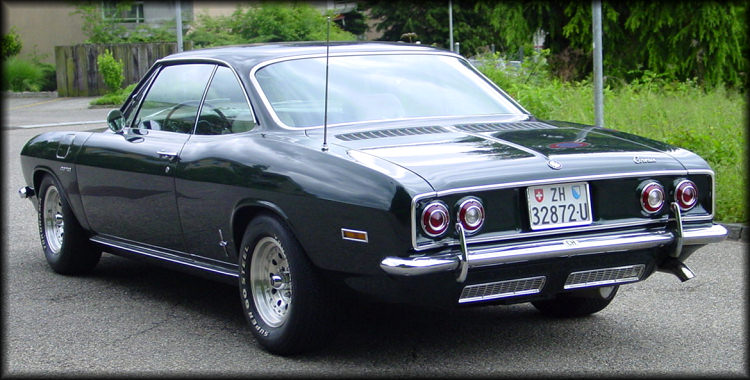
[20,131,95,229]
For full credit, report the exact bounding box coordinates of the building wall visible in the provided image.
[2,0,380,66]
[193,1,239,18]
[2,1,86,64]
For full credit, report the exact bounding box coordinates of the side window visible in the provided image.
[132,64,215,134]
[122,69,157,129]
[195,66,257,135]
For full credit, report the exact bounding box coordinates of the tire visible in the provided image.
[532,285,619,318]
[238,214,337,355]
[37,175,101,275]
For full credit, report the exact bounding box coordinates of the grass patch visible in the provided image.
[478,57,746,223]
[2,56,56,92]
[90,83,136,106]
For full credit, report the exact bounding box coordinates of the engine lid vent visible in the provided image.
[454,122,555,133]
[335,126,449,141]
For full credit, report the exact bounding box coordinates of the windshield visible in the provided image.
[253,54,524,128]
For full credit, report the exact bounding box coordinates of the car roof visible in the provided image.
[157,41,455,72]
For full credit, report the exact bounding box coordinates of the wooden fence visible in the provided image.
[54,42,191,97]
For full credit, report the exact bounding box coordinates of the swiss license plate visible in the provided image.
[526,182,592,230]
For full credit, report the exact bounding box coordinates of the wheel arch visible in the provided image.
[33,166,91,231]
[230,200,297,257]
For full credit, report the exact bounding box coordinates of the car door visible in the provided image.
[175,65,259,263]
[77,63,216,252]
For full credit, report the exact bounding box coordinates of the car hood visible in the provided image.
[323,120,693,192]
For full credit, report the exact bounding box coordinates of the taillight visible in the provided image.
[457,198,485,235]
[421,202,450,237]
[674,179,698,210]
[640,182,665,214]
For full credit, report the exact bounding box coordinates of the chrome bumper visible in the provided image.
[380,223,727,278]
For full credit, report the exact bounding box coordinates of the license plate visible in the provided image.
[526,182,592,230]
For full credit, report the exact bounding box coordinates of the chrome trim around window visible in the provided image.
[410,169,716,251]
[382,224,727,277]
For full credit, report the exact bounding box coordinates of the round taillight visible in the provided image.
[457,198,485,235]
[640,182,665,214]
[421,202,450,237]
[675,180,698,210]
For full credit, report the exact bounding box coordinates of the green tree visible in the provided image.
[1,27,23,60]
[363,0,500,54]
[187,2,355,48]
[364,0,747,89]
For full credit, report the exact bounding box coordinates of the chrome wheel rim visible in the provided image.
[250,237,292,328]
[43,186,64,254]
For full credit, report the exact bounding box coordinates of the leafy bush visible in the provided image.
[477,58,747,223]
[3,57,44,91]
[1,27,22,59]
[90,83,137,106]
[187,3,355,48]
[97,49,124,93]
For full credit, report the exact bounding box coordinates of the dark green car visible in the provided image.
[19,42,727,355]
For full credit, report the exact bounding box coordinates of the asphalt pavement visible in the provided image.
[5,94,110,129]
[2,94,747,377]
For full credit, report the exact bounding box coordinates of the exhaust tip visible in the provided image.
[659,259,695,282]
[18,186,35,199]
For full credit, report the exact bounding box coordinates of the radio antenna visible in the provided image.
[321,16,331,152]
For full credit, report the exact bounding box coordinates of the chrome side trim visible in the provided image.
[410,169,716,251]
[91,236,238,278]
[382,224,727,277]
[563,264,645,290]
[459,276,546,304]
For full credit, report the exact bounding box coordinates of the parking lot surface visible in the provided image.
[3,95,747,377]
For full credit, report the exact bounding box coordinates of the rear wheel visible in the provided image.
[532,285,618,318]
[37,175,101,275]
[238,214,337,355]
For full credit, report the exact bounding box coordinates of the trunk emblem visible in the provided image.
[547,160,563,170]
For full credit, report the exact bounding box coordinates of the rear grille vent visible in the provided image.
[564,264,645,290]
[454,122,554,133]
[459,276,546,304]
[335,126,448,141]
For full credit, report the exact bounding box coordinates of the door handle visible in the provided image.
[156,150,179,162]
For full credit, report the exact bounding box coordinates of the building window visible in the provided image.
[101,1,144,23]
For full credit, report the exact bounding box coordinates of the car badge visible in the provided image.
[547,160,563,170]
[633,156,657,164]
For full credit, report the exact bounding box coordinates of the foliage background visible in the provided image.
[477,52,746,223]
[362,0,747,90]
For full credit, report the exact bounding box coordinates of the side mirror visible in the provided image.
[106,109,125,133]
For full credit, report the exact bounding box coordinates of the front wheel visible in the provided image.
[37,175,101,275]
[532,285,619,318]
[238,214,337,355]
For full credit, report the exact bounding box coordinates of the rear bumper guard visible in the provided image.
[380,220,727,280]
